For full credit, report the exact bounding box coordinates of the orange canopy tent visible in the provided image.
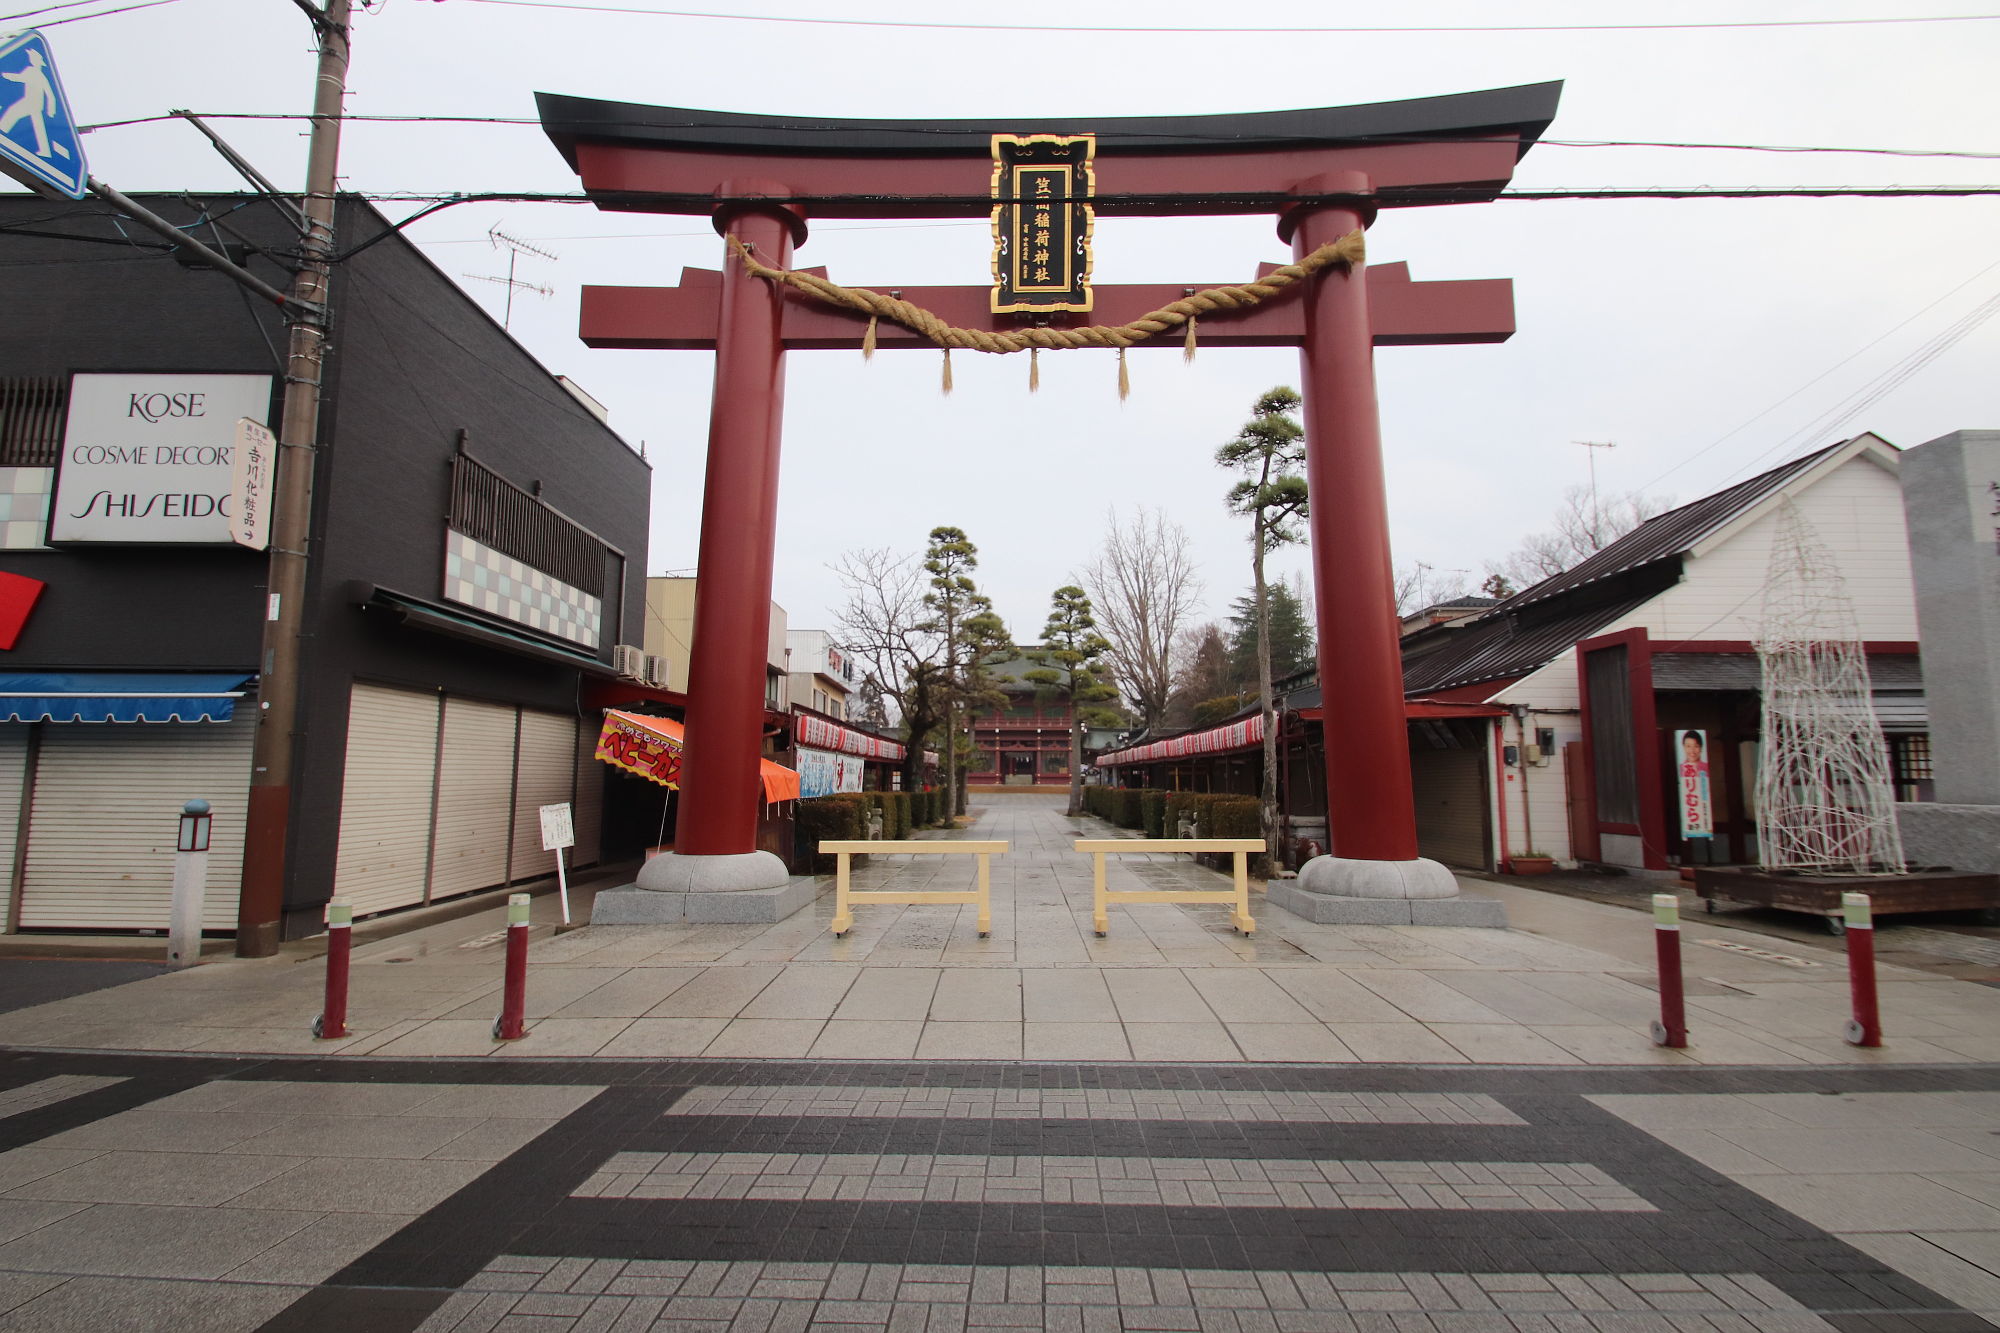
[594,709,801,804]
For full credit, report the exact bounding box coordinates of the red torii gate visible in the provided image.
[540,83,1561,917]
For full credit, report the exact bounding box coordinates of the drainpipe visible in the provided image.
[1492,717,1512,873]
[1514,705,1537,862]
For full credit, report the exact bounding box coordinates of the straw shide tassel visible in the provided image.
[1183,314,1199,363]
[1029,347,1040,393]
[862,315,878,361]
[941,348,953,395]
[1116,346,1130,401]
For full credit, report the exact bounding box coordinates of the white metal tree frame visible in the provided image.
[1753,497,1907,873]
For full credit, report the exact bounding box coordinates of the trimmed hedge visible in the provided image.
[1208,795,1261,839]
[795,793,871,874]
[1199,794,1268,877]
[863,791,912,840]
[1140,789,1167,839]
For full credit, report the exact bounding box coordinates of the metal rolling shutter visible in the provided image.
[510,710,577,881]
[19,715,254,930]
[572,716,603,868]
[332,684,440,917]
[1410,724,1493,870]
[428,697,515,901]
[0,727,28,928]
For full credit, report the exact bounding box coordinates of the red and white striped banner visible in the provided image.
[1097,712,1265,767]
[796,713,906,763]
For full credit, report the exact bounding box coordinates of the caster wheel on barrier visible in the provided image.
[1703,898,1718,914]
[311,1014,325,1039]
[1844,1018,1867,1044]
[1094,930,1106,938]
[491,1018,504,1040]
[1824,915,1846,937]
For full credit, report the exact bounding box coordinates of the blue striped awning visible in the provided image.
[0,673,253,723]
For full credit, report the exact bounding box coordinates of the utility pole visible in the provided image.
[235,0,351,957]
[1575,440,1617,542]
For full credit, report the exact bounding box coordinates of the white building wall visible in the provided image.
[1642,453,1916,644]
[1479,449,1915,866]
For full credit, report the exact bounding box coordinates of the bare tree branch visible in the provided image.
[1080,506,1203,732]
[1485,485,1674,589]
[832,547,947,786]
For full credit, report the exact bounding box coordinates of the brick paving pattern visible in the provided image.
[575,1152,1648,1211]
[664,1087,1521,1125]
[421,1258,1832,1333]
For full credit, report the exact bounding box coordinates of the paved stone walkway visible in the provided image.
[0,1052,1995,1330]
[1,796,1998,1065]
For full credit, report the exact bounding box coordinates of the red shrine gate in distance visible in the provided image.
[539,83,1561,924]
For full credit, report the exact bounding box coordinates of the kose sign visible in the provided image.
[50,373,275,544]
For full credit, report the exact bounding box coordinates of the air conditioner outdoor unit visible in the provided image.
[643,654,671,688]
[611,644,646,681]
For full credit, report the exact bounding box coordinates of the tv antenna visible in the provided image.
[1574,440,1618,535]
[464,226,559,329]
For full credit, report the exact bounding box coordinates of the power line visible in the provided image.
[0,0,135,21]
[1636,256,2000,494]
[71,110,2000,163]
[439,2,2000,36]
[3,0,179,25]
[1732,287,2000,477]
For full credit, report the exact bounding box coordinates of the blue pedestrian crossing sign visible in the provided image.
[0,30,88,200]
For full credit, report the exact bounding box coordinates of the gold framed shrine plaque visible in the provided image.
[989,133,1095,314]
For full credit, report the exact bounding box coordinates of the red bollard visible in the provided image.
[494,893,531,1041]
[313,899,352,1040]
[1651,893,1688,1048]
[1843,892,1883,1047]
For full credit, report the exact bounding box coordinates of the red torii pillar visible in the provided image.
[541,84,1559,921]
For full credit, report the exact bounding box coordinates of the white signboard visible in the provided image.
[50,373,274,544]
[539,802,575,851]
[229,417,276,550]
[795,746,866,799]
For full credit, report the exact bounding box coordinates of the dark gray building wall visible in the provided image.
[1900,430,2000,806]
[0,193,650,934]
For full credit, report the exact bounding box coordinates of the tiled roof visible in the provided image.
[1402,592,1651,696]
[1494,439,1853,614]
[1399,435,1879,699]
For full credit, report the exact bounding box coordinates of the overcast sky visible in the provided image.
[22,0,2000,649]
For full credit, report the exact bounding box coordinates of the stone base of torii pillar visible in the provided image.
[1266,855,1508,927]
[591,850,814,925]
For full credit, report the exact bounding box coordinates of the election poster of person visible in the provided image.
[1675,729,1713,839]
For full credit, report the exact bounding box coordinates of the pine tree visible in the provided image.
[1024,586,1121,815]
[1216,386,1309,870]
[923,526,1010,818]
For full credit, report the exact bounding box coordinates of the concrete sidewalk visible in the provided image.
[0,794,1996,1064]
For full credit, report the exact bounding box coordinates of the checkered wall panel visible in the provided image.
[443,529,602,649]
[0,468,52,549]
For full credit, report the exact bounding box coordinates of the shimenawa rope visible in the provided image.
[724,230,1365,397]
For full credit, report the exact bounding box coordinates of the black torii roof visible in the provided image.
[536,82,1564,170]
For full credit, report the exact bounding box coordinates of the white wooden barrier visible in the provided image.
[821,839,1007,938]
[1073,838,1263,937]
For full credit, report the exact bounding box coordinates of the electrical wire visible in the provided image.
[438,2,2000,36]
[0,0,132,21]
[70,110,2000,162]
[1636,256,2000,494]
[1727,286,2000,477]
[7,0,179,25]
